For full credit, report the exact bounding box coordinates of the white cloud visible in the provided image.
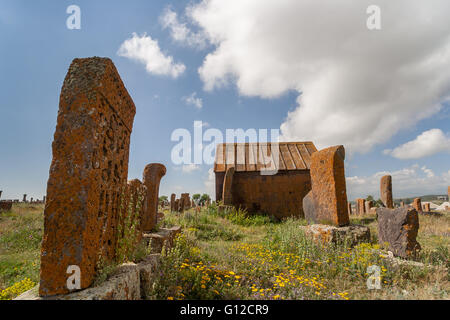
[186,0,450,153]
[383,129,450,159]
[117,32,185,78]
[183,92,203,109]
[182,164,201,173]
[346,164,450,199]
[160,7,207,49]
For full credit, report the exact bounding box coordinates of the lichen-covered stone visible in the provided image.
[142,163,166,232]
[303,145,349,226]
[377,207,421,259]
[413,198,422,213]
[300,224,370,246]
[39,57,136,296]
[138,254,161,299]
[142,226,182,254]
[170,193,176,212]
[356,198,366,215]
[380,175,393,208]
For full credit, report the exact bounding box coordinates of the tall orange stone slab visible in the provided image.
[413,198,422,213]
[380,175,393,208]
[39,57,136,297]
[304,145,349,226]
[170,193,176,212]
[142,163,166,232]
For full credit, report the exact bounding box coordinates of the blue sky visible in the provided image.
[1,0,449,201]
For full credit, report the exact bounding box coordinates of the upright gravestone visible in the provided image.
[39,57,136,296]
[380,175,393,208]
[413,198,422,213]
[170,193,176,212]
[142,163,166,232]
[174,199,180,212]
[0,190,2,200]
[23,194,27,203]
[377,207,421,258]
[356,198,366,216]
[365,200,373,214]
[423,203,430,212]
[303,145,349,226]
[347,202,352,215]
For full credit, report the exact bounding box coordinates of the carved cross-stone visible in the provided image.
[303,145,349,226]
[142,163,166,232]
[39,57,136,297]
[380,175,393,209]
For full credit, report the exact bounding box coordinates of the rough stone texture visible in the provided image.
[347,202,352,215]
[423,203,431,212]
[170,193,176,212]
[39,57,136,297]
[413,198,422,213]
[222,167,235,205]
[142,226,182,254]
[377,207,421,259]
[356,198,366,215]
[174,199,180,212]
[303,145,349,226]
[300,224,370,246]
[0,200,13,212]
[179,193,190,212]
[365,200,373,214]
[142,163,166,232]
[138,254,161,299]
[16,263,140,300]
[380,175,393,208]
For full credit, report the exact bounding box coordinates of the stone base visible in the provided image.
[300,224,370,246]
[142,226,182,254]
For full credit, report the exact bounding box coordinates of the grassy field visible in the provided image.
[0,203,448,300]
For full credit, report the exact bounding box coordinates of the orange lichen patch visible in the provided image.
[142,163,166,231]
[39,57,136,296]
[306,145,349,226]
[413,198,422,213]
[380,175,393,209]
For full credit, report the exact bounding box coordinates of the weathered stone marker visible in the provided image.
[365,200,373,214]
[174,199,180,212]
[39,57,136,296]
[347,202,352,215]
[355,198,365,215]
[142,164,166,232]
[380,175,393,208]
[222,167,235,205]
[413,198,422,213]
[423,203,431,212]
[303,145,349,226]
[0,190,2,200]
[377,207,421,259]
[23,194,27,202]
[170,193,176,212]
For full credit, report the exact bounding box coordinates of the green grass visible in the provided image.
[0,202,448,300]
[0,203,43,297]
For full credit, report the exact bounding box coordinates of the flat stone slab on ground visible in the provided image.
[142,226,182,254]
[300,224,370,246]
